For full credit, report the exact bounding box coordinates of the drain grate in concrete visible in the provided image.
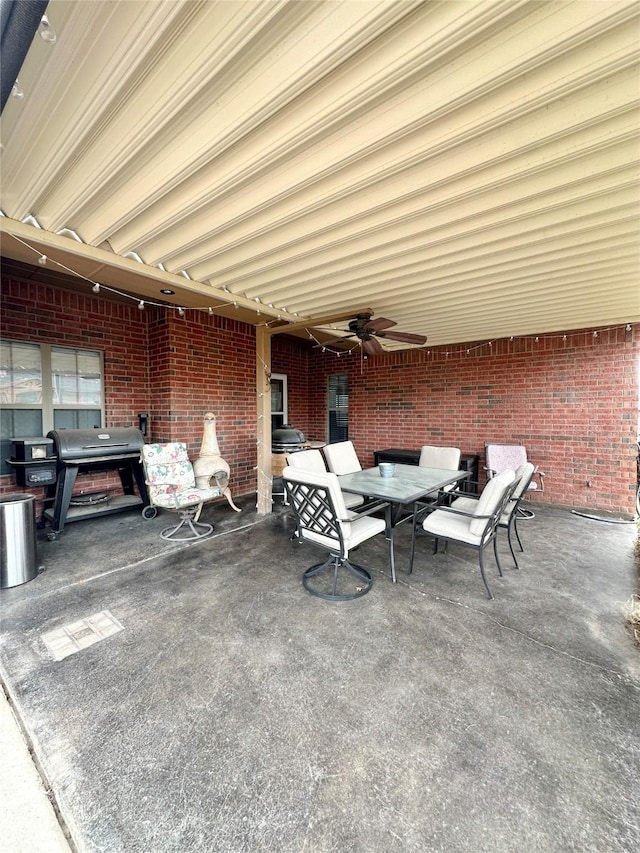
[41,610,124,661]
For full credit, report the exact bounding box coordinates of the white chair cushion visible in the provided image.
[450,496,477,513]
[423,508,483,546]
[301,513,385,554]
[452,494,513,527]
[451,466,525,520]
[323,441,362,475]
[287,448,364,509]
[343,492,366,510]
[468,468,515,536]
[425,469,514,541]
[418,445,461,470]
[286,449,326,473]
[512,462,536,498]
[419,445,462,494]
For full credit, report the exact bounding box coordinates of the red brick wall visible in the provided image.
[145,309,257,488]
[0,279,259,509]
[2,276,638,515]
[1,279,150,426]
[307,326,640,515]
[271,337,312,437]
[1,280,153,509]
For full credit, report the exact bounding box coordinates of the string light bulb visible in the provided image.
[38,14,57,43]
[92,283,100,293]
[178,307,185,317]
[138,300,145,310]
[38,254,47,265]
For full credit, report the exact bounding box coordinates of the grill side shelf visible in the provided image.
[43,455,149,540]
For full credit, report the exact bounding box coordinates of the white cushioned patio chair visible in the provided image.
[485,443,544,518]
[446,462,536,570]
[417,445,463,509]
[286,448,364,510]
[283,466,387,601]
[141,442,225,541]
[410,469,518,599]
[418,445,462,471]
[323,440,363,475]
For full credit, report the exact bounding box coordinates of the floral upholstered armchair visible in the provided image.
[141,442,228,540]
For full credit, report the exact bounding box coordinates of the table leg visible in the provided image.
[408,501,418,575]
[385,503,396,583]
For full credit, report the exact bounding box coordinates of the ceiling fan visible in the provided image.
[317,313,427,355]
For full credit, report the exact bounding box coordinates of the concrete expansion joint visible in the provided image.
[398,574,640,685]
[39,517,270,598]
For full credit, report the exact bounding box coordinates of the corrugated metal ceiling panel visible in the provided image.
[1,0,638,347]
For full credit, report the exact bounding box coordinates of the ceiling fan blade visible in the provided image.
[363,336,383,355]
[366,316,397,332]
[313,333,354,347]
[380,330,427,346]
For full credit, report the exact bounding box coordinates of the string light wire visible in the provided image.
[6,234,636,349]
[8,234,251,316]
[308,326,634,360]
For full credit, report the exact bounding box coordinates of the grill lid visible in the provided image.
[48,428,145,460]
[272,425,306,452]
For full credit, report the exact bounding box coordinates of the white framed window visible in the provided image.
[0,340,104,474]
[270,373,288,433]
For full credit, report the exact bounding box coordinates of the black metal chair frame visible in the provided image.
[410,476,520,600]
[501,465,537,566]
[285,478,376,601]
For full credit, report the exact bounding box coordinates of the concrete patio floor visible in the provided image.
[1,493,638,853]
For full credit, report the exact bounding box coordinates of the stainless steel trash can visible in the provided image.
[0,494,38,588]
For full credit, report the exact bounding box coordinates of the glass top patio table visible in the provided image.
[338,464,470,582]
[338,464,467,504]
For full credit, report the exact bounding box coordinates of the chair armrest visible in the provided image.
[432,504,492,521]
[447,483,482,498]
[146,480,180,491]
[349,499,389,518]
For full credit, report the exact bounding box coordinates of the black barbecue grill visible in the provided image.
[271,425,306,454]
[43,427,148,539]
